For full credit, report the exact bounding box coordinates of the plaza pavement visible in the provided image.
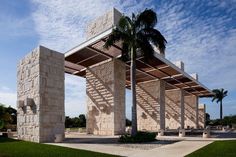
[47,132,235,157]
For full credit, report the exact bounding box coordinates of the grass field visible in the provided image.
[186,140,236,157]
[0,137,119,157]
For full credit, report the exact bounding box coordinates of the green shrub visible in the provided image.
[119,131,156,143]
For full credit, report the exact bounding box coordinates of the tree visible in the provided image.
[212,88,228,120]
[0,104,17,130]
[104,9,166,136]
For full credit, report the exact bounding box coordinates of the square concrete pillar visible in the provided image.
[86,59,126,135]
[17,46,65,143]
[198,104,206,129]
[184,95,199,129]
[165,89,185,129]
[136,79,165,131]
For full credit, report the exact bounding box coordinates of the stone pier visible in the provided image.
[184,95,199,129]
[17,46,65,143]
[137,79,165,131]
[165,89,185,129]
[86,59,126,135]
[198,104,206,129]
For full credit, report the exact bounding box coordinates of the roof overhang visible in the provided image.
[65,28,214,98]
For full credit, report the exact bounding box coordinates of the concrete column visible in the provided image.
[159,80,166,130]
[180,90,185,129]
[17,46,65,143]
[198,104,206,129]
[136,79,165,131]
[86,59,126,135]
[184,95,199,129]
[196,98,199,129]
[165,89,185,129]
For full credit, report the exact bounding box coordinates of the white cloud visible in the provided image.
[0,87,17,108]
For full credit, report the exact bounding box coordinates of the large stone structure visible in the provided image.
[184,95,199,129]
[17,46,65,142]
[136,80,165,131]
[86,8,122,39]
[86,59,126,135]
[16,9,212,143]
[165,89,185,129]
[198,104,206,129]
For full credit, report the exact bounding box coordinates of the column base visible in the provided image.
[158,129,164,136]
[179,129,185,137]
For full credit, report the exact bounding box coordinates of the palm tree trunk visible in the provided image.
[131,47,137,136]
[220,100,223,120]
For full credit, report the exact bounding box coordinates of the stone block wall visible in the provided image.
[184,95,199,129]
[86,59,125,135]
[136,80,165,131]
[198,104,206,129]
[17,46,65,143]
[165,89,184,129]
[85,8,122,39]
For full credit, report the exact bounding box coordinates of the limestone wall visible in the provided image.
[136,80,165,131]
[184,95,198,129]
[86,59,125,135]
[85,8,122,39]
[165,89,184,129]
[17,46,65,143]
[198,104,206,129]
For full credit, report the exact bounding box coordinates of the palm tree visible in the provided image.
[104,9,167,136]
[212,88,228,120]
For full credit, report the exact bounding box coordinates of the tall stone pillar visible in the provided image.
[86,59,126,135]
[184,95,199,129]
[136,79,165,131]
[17,46,65,143]
[165,89,185,129]
[198,104,206,129]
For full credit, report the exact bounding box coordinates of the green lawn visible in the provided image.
[0,137,119,157]
[186,140,236,157]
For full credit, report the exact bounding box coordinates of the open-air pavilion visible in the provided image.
[16,8,213,143]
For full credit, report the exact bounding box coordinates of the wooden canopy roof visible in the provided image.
[65,28,213,97]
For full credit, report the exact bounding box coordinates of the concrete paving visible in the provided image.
[47,133,223,157]
[129,141,212,157]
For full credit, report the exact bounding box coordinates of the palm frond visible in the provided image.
[104,29,128,49]
[118,16,132,32]
[139,28,167,54]
[136,32,154,61]
[120,42,130,61]
[212,97,216,102]
[136,9,157,29]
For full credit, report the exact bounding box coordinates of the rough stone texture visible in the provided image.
[86,59,126,135]
[136,80,165,131]
[198,104,206,129]
[165,89,184,129]
[17,46,65,143]
[184,95,199,129]
[85,8,122,39]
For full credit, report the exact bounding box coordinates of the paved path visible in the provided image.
[48,134,216,157]
[129,141,212,157]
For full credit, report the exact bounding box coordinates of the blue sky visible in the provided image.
[0,0,235,119]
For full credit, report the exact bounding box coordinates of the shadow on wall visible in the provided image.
[136,84,160,131]
[184,100,197,129]
[86,67,114,135]
[165,94,181,129]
